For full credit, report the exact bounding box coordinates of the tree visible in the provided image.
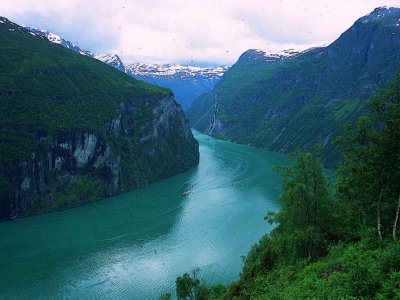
[176,268,209,300]
[159,293,171,300]
[336,72,400,240]
[267,150,332,262]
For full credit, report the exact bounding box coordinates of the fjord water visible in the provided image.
[0,131,285,299]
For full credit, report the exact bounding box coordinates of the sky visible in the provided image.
[1,0,400,66]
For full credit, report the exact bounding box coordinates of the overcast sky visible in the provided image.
[1,0,400,65]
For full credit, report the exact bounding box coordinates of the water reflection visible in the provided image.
[0,131,285,299]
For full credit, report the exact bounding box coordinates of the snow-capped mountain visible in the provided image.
[26,26,228,110]
[238,48,304,64]
[126,63,228,80]
[126,63,229,110]
[27,27,125,71]
[238,47,328,65]
[93,53,125,72]
[27,28,92,56]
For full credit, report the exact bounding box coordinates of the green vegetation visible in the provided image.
[0,21,171,164]
[51,176,106,211]
[159,268,227,300]
[188,10,400,167]
[225,238,400,299]
[175,268,209,300]
[171,72,400,299]
[265,150,333,262]
[0,19,199,220]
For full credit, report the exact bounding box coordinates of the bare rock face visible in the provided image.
[0,96,198,221]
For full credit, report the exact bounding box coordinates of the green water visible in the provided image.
[0,131,286,299]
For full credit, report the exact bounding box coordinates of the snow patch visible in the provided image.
[46,32,62,44]
[94,53,122,67]
[126,63,229,80]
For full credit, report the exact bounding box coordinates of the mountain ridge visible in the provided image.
[187,6,400,166]
[0,16,199,221]
[93,53,125,72]
[126,63,228,80]
[26,25,228,110]
[126,63,228,110]
[26,27,92,56]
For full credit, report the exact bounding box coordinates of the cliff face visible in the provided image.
[0,17,199,221]
[0,96,198,221]
[0,97,199,220]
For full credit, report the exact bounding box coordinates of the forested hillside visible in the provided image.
[167,71,400,299]
[188,7,400,166]
[0,17,199,220]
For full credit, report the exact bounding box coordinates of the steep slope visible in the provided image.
[93,53,125,72]
[27,27,92,56]
[0,17,199,221]
[126,64,228,110]
[188,6,400,165]
[27,27,126,71]
[26,27,228,111]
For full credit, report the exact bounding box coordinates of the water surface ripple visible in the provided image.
[0,131,286,299]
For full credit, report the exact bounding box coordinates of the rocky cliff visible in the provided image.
[0,17,199,221]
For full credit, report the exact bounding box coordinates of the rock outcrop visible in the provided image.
[0,95,198,221]
[0,17,199,221]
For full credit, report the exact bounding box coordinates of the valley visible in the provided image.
[1,4,399,300]
[0,132,286,298]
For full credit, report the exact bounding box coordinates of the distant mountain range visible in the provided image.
[187,6,400,166]
[126,63,228,110]
[27,27,228,110]
[126,63,227,80]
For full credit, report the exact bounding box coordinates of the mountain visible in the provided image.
[187,6,400,165]
[93,53,125,72]
[26,27,228,110]
[0,17,199,221]
[26,27,92,56]
[27,27,126,71]
[126,63,229,110]
[237,48,301,64]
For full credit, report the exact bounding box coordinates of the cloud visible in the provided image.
[2,0,400,65]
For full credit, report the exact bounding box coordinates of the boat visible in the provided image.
[182,182,198,197]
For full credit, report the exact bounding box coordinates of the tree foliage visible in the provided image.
[176,268,209,300]
[219,72,400,299]
[0,21,171,164]
[336,72,400,240]
[268,150,332,262]
[169,72,400,299]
